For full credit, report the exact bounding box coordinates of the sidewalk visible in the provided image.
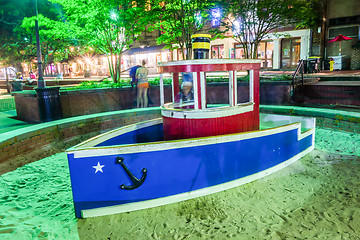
[0,110,32,134]
[260,69,360,77]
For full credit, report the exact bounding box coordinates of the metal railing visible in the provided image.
[291,59,305,98]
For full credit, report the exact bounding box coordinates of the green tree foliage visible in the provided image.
[50,0,150,82]
[0,0,67,73]
[151,0,215,60]
[20,14,75,73]
[0,0,33,70]
[293,0,324,30]
[214,0,319,59]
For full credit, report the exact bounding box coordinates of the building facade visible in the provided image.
[325,0,360,69]
[143,0,360,71]
[136,9,313,71]
[23,0,360,79]
[178,28,311,70]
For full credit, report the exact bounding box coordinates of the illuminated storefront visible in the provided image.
[28,31,310,78]
[123,45,172,74]
[258,41,274,68]
[206,29,310,70]
[281,38,301,68]
[233,43,245,59]
[211,45,225,59]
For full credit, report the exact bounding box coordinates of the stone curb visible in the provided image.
[260,105,360,133]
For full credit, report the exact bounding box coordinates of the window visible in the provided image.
[159,21,165,36]
[211,8,221,27]
[329,26,359,38]
[145,26,152,37]
[281,38,301,68]
[195,11,202,29]
[257,41,273,68]
[232,19,242,36]
[234,43,245,59]
[211,45,224,59]
[177,49,187,61]
[145,0,151,11]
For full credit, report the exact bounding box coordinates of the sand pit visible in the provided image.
[0,127,360,239]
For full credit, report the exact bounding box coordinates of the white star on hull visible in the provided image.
[93,162,105,173]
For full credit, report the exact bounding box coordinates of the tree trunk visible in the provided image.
[5,69,10,93]
[107,54,115,82]
[107,53,122,83]
[243,44,250,59]
[115,53,122,82]
[181,48,186,60]
[186,47,192,60]
[252,42,260,59]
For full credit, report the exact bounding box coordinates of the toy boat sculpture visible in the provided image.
[66,59,315,218]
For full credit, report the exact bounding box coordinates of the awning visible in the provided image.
[123,44,168,55]
[328,34,353,42]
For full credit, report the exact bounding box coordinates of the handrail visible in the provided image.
[291,59,305,97]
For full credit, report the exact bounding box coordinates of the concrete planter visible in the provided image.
[206,81,291,105]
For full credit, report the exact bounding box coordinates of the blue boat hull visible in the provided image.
[67,114,315,218]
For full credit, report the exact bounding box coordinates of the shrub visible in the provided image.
[62,77,172,91]
[271,74,292,81]
[61,74,289,91]
[148,77,172,85]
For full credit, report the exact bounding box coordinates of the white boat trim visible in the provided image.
[160,74,164,106]
[192,72,199,110]
[69,115,315,159]
[158,59,262,67]
[161,102,254,119]
[200,72,206,109]
[249,70,254,103]
[69,118,163,150]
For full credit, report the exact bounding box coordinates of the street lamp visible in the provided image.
[32,0,62,122]
[34,0,45,88]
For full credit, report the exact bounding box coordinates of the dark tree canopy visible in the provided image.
[0,0,66,70]
[151,0,215,60]
[0,0,323,73]
[50,0,152,82]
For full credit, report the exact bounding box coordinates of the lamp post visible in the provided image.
[33,0,62,122]
[34,0,45,88]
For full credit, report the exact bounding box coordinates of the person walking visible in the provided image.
[135,60,149,108]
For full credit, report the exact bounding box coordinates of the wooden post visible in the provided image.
[160,73,164,106]
[172,73,179,103]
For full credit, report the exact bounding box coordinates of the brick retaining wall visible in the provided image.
[2,106,359,170]
[295,84,360,106]
[0,108,161,164]
[14,82,293,123]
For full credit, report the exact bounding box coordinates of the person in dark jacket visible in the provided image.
[129,65,141,88]
[129,65,142,106]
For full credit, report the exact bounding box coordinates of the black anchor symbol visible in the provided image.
[116,156,147,190]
